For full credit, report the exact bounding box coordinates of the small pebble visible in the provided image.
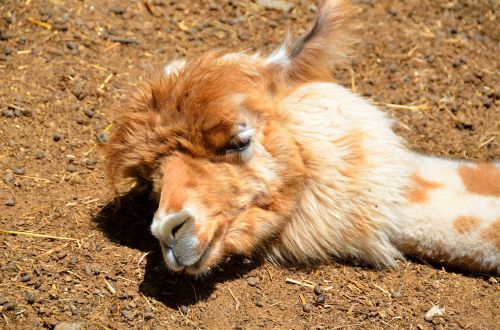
[6,196,15,206]
[66,165,77,173]
[118,293,133,300]
[97,132,108,144]
[316,294,326,304]
[239,32,251,41]
[26,292,35,304]
[257,0,294,12]
[53,23,69,32]
[66,42,77,50]
[3,171,14,183]
[144,306,152,313]
[20,274,31,282]
[21,108,32,117]
[110,7,126,15]
[180,305,189,315]
[302,303,311,313]
[83,108,95,118]
[57,251,67,259]
[34,281,42,289]
[53,132,62,142]
[391,290,402,298]
[388,8,397,16]
[4,47,13,56]
[35,151,46,160]
[85,159,98,166]
[0,29,11,41]
[255,299,264,307]
[13,167,26,175]
[72,83,86,100]
[424,305,445,322]
[247,276,259,287]
[2,109,14,117]
[54,322,83,330]
[5,302,16,311]
[70,256,78,265]
[0,296,7,305]
[313,284,322,295]
[122,310,134,320]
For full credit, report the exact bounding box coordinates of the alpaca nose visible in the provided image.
[151,209,194,246]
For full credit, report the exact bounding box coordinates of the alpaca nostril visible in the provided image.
[171,221,185,238]
[151,209,194,248]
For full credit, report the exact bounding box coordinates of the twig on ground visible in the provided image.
[384,103,429,111]
[15,175,51,183]
[285,277,315,289]
[0,230,77,241]
[478,136,495,149]
[27,17,52,30]
[37,243,69,259]
[110,36,138,44]
[104,279,116,294]
[227,286,240,311]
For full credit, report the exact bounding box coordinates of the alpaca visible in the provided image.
[104,0,500,275]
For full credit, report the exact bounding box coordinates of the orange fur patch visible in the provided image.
[453,216,481,235]
[458,163,500,197]
[337,131,366,179]
[480,218,500,250]
[404,174,443,204]
[398,239,490,273]
[159,158,196,212]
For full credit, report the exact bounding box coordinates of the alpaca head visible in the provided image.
[104,0,353,274]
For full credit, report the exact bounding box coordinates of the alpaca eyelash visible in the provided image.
[225,137,251,154]
[225,128,254,154]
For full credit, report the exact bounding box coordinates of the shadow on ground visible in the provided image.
[93,188,489,312]
[93,187,261,309]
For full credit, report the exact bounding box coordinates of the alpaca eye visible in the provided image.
[225,137,251,154]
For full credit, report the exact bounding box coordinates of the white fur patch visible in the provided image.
[150,209,193,247]
[264,42,290,66]
[163,58,186,76]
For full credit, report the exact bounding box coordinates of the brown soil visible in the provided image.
[0,0,499,329]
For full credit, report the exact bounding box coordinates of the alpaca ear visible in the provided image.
[104,84,166,190]
[266,0,355,83]
[104,111,156,189]
[163,58,186,76]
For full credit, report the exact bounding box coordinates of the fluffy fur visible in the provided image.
[104,0,500,275]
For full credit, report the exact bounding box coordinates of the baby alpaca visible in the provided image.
[105,0,500,275]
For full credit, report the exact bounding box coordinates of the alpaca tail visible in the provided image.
[396,153,500,274]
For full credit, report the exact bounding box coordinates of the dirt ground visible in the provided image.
[0,0,499,329]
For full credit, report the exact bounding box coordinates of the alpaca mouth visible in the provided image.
[184,242,216,275]
[160,240,215,274]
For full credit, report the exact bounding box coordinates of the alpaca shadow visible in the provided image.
[93,187,261,309]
